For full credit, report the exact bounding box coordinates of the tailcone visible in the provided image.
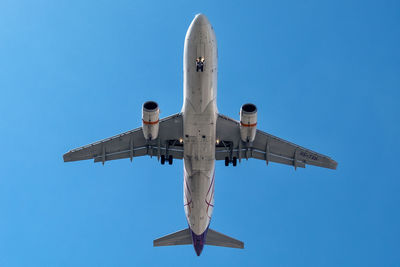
[191,227,209,256]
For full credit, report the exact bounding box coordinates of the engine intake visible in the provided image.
[240,103,257,143]
[142,101,160,140]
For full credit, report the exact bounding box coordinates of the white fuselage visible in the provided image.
[182,14,218,235]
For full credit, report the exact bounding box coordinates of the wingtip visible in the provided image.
[332,160,338,170]
[63,152,72,162]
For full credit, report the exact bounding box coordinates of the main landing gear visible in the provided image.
[225,157,237,167]
[160,155,173,165]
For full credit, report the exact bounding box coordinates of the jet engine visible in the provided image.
[240,103,257,143]
[142,101,160,140]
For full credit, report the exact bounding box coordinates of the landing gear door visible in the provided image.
[197,42,205,59]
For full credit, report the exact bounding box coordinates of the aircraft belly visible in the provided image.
[182,13,218,236]
[184,161,215,235]
[183,113,216,235]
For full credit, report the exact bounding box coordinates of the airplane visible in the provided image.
[63,14,338,256]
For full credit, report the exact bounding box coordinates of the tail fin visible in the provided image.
[206,229,244,249]
[153,228,192,247]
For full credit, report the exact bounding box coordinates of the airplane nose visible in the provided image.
[193,13,210,26]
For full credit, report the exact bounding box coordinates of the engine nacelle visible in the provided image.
[142,101,160,140]
[240,103,257,143]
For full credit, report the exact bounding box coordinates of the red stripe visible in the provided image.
[142,119,159,125]
[206,172,215,195]
[184,172,192,195]
[205,199,214,207]
[240,121,257,127]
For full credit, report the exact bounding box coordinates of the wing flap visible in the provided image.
[251,150,306,168]
[92,147,184,163]
[215,149,306,168]
[93,148,148,163]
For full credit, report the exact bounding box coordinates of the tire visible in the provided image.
[225,157,229,166]
[232,157,237,167]
[168,155,173,165]
[161,155,165,165]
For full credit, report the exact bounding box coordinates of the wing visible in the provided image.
[216,114,337,170]
[63,113,183,163]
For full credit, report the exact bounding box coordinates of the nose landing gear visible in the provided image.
[196,57,205,72]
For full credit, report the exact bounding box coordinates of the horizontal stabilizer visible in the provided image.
[153,228,192,247]
[206,229,244,249]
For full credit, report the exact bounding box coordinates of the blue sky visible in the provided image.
[1,0,399,266]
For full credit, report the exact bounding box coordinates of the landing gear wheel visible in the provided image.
[225,157,229,166]
[168,155,173,165]
[232,157,237,167]
[161,155,165,165]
